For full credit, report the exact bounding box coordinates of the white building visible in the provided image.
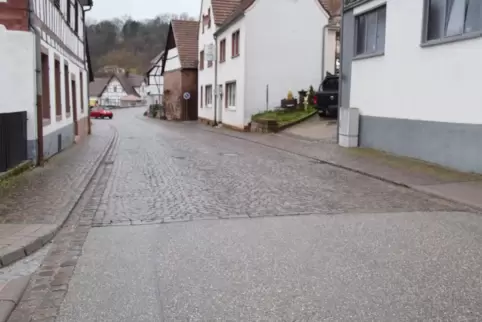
[340,0,482,173]
[197,0,341,130]
[0,0,94,170]
[145,52,164,105]
[90,73,146,107]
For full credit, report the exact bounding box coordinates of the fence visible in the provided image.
[0,111,28,173]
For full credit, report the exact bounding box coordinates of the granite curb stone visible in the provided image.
[0,276,30,322]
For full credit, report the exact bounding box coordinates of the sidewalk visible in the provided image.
[0,122,116,268]
[198,124,482,212]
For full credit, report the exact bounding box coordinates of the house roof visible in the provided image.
[92,73,145,97]
[211,0,241,25]
[214,0,342,34]
[89,77,109,97]
[161,20,199,74]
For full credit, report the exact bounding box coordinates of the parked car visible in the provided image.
[314,73,339,117]
[90,106,113,119]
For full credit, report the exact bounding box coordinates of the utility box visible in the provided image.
[338,107,359,147]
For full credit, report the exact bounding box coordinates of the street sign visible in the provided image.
[205,43,215,61]
[183,92,191,100]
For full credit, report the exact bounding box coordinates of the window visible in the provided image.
[355,6,386,56]
[64,64,70,115]
[113,86,117,92]
[200,51,204,70]
[54,59,61,118]
[205,85,213,106]
[232,30,240,57]
[67,1,71,25]
[219,39,226,63]
[41,53,51,122]
[225,82,236,108]
[74,2,79,33]
[200,86,203,108]
[425,0,482,42]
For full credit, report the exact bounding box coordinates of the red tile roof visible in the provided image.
[171,20,199,69]
[211,0,241,25]
[214,0,341,34]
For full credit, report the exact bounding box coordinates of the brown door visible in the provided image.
[72,78,78,135]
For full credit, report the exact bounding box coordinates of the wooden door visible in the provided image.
[72,78,78,135]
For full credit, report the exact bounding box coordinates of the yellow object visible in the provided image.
[287,90,293,100]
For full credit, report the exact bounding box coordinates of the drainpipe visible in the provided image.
[28,1,44,165]
[321,23,329,82]
[213,34,218,126]
[337,9,345,144]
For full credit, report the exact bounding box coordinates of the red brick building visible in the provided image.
[161,20,199,121]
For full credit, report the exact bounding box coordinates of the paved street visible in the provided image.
[8,108,482,321]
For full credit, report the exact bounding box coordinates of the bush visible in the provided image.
[307,85,315,105]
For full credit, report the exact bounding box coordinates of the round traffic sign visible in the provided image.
[183,92,191,100]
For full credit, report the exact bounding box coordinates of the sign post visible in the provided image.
[183,92,190,120]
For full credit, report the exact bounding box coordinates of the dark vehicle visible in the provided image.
[314,73,339,117]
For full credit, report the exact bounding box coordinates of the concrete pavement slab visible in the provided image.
[0,276,29,322]
[58,211,482,321]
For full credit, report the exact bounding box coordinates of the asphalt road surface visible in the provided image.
[32,108,482,321]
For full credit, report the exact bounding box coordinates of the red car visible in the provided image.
[90,107,113,119]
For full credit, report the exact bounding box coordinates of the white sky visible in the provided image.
[88,0,200,21]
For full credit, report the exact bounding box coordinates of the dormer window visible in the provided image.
[202,8,211,32]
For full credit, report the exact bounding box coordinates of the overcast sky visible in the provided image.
[88,0,200,21]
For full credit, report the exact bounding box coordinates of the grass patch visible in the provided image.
[252,106,316,126]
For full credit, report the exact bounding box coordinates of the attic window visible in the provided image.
[203,8,211,31]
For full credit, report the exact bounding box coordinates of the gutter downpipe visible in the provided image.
[321,23,329,82]
[336,6,345,144]
[213,34,219,126]
[29,0,44,166]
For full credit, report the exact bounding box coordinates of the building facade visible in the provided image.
[161,20,199,121]
[145,52,164,106]
[198,0,341,130]
[340,0,482,173]
[0,0,94,170]
[91,73,146,107]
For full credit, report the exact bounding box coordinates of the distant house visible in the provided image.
[339,0,482,173]
[89,77,109,106]
[145,52,165,106]
[197,0,341,130]
[90,72,146,107]
[161,20,199,121]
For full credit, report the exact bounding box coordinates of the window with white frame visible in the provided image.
[424,0,482,42]
[205,85,213,106]
[225,82,236,109]
[354,5,386,56]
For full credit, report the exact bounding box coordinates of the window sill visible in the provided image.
[219,60,226,64]
[421,31,482,48]
[353,51,384,61]
[56,115,62,122]
[66,112,71,118]
[231,54,240,59]
[226,106,236,111]
[42,118,51,127]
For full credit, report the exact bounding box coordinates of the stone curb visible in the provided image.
[0,161,33,183]
[196,126,482,213]
[0,276,30,322]
[0,127,118,269]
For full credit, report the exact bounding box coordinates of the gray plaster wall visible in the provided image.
[359,115,482,174]
[27,123,75,161]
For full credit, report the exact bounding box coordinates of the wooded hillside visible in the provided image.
[86,13,195,77]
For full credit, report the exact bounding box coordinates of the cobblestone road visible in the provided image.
[93,108,462,226]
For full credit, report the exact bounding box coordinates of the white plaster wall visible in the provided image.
[197,0,217,122]
[216,18,247,127]
[350,0,482,124]
[245,0,329,125]
[42,38,87,136]
[0,26,37,141]
[164,48,182,72]
[100,78,127,106]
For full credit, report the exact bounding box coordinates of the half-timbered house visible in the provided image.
[0,0,94,170]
